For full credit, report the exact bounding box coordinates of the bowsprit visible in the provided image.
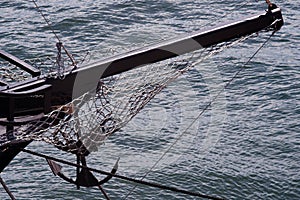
[0,2,283,200]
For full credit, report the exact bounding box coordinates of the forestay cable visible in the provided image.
[31,0,77,68]
[124,31,276,199]
[21,148,224,200]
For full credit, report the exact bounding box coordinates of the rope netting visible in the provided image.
[0,62,31,83]
[0,34,251,155]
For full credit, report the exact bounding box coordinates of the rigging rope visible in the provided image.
[31,0,77,68]
[0,176,16,200]
[1,32,248,154]
[0,1,282,199]
[21,148,224,200]
[124,30,276,199]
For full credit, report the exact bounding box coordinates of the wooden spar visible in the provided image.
[0,50,41,77]
[54,8,283,101]
[0,7,284,121]
[73,8,283,79]
[1,8,283,94]
[0,7,284,173]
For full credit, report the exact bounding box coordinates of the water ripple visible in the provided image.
[1,1,299,200]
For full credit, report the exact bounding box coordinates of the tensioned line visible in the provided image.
[124,30,276,199]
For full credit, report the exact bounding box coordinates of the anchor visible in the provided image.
[47,156,119,200]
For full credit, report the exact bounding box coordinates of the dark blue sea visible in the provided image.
[0,0,299,199]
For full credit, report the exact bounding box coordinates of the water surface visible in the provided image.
[0,0,299,199]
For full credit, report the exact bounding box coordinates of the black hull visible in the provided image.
[0,141,31,173]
